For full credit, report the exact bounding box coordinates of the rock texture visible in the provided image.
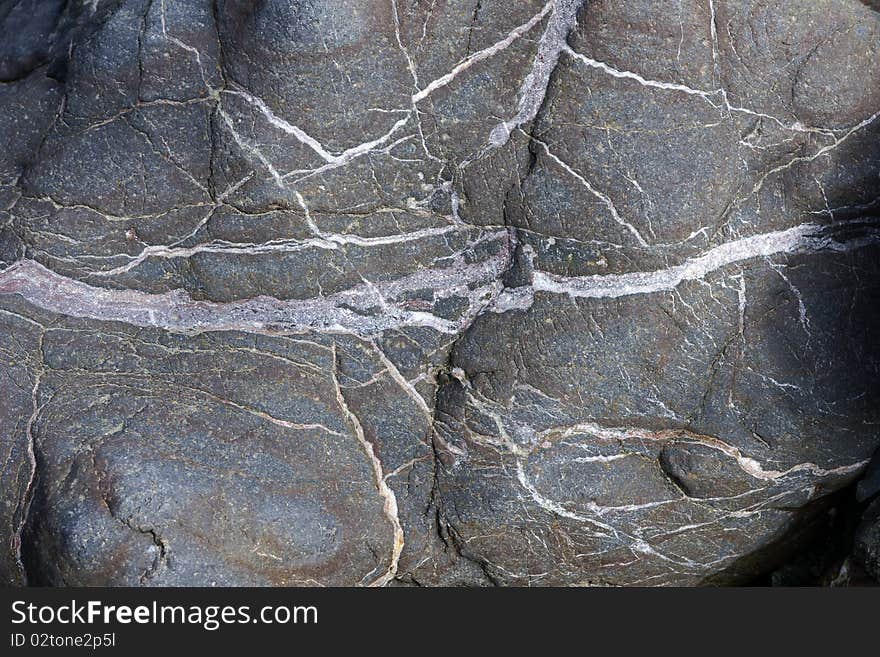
[0,0,878,586]
[849,451,880,583]
[854,500,880,581]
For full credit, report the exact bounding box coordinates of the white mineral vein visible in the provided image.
[331,353,403,587]
[549,422,869,482]
[563,45,842,137]
[529,220,880,301]
[89,223,467,276]
[5,220,877,337]
[0,232,510,337]
[488,0,585,148]
[532,137,650,246]
[412,1,555,103]
[223,0,558,181]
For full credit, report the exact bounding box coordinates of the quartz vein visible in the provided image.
[0,233,511,337]
[515,219,880,303]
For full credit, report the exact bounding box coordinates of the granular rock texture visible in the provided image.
[1,0,879,586]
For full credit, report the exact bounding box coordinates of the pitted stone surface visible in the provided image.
[1,0,878,586]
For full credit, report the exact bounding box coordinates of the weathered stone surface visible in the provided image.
[847,450,880,583]
[0,0,878,586]
[854,499,880,582]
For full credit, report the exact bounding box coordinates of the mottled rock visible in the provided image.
[854,499,880,582]
[856,449,880,504]
[0,0,878,586]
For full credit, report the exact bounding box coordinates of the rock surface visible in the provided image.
[848,451,880,583]
[854,500,880,581]
[0,0,878,586]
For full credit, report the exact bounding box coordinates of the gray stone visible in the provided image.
[856,449,880,503]
[0,0,878,586]
[854,499,880,582]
